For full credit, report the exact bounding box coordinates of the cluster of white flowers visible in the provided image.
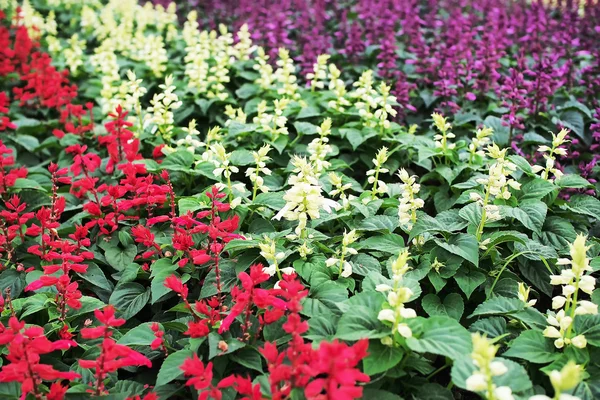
[224,105,247,126]
[232,24,255,61]
[465,333,514,400]
[397,169,424,231]
[123,70,147,130]
[274,48,299,99]
[470,144,520,243]
[145,75,182,139]
[327,64,351,112]
[530,362,582,400]
[544,234,597,349]
[326,230,359,278]
[367,147,390,200]
[307,118,333,173]
[274,156,340,240]
[469,126,494,161]
[175,120,204,154]
[432,112,456,151]
[254,47,275,90]
[259,236,292,278]
[306,54,330,91]
[198,127,223,162]
[133,34,168,77]
[377,250,417,339]
[246,144,272,199]
[63,34,86,75]
[517,282,537,307]
[372,82,398,131]
[533,128,569,181]
[253,99,290,139]
[328,172,354,209]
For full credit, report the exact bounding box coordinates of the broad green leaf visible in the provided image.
[155,349,193,386]
[435,233,479,267]
[555,175,592,189]
[520,178,556,201]
[118,322,163,346]
[150,259,179,304]
[109,283,150,319]
[469,296,524,318]
[563,195,600,219]
[503,330,558,363]
[356,233,404,254]
[469,317,507,338]
[409,210,468,241]
[77,262,113,292]
[363,341,404,375]
[454,267,486,299]
[358,215,399,233]
[406,316,472,360]
[336,305,388,340]
[421,293,464,320]
[501,201,547,234]
[104,244,137,271]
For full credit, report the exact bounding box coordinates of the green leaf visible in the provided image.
[336,306,388,341]
[435,233,479,267]
[356,234,404,254]
[502,201,547,234]
[454,267,486,299]
[469,317,507,338]
[503,330,558,363]
[358,215,399,233]
[150,259,179,304]
[253,192,286,211]
[208,332,246,358]
[452,357,533,394]
[539,217,577,253]
[0,269,25,299]
[104,244,137,271]
[563,195,600,219]
[118,322,162,346]
[350,254,381,276]
[229,347,263,372]
[555,175,592,189]
[469,296,524,318]
[230,149,255,166]
[509,155,533,174]
[155,349,193,386]
[421,293,464,320]
[109,283,150,319]
[574,315,600,346]
[67,296,106,319]
[558,110,584,139]
[363,341,404,375]
[77,263,113,292]
[293,121,318,136]
[520,178,557,201]
[161,150,195,171]
[406,316,472,360]
[409,210,468,241]
[12,178,45,191]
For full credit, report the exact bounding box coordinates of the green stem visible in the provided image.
[487,251,534,299]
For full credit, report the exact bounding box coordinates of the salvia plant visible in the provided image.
[0,1,599,400]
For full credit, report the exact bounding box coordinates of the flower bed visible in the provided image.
[0,1,599,400]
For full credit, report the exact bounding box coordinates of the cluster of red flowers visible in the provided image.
[180,272,370,400]
[0,316,80,399]
[79,306,152,396]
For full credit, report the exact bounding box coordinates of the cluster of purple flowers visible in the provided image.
[155,0,600,179]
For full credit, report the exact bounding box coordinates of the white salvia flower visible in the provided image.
[253,47,275,90]
[545,234,596,349]
[63,33,86,76]
[211,143,239,179]
[351,70,377,121]
[518,282,537,307]
[396,168,424,231]
[467,333,507,399]
[327,63,351,112]
[377,250,418,341]
[253,99,290,140]
[466,373,488,392]
[274,156,339,239]
[366,147,390,200]
[327,229,359,278]
[308,118,333,173]
[146,75,182,139]
[473,143,520,241]
[274,48,299,99]
[469,126,494,161]
[494,386,514,400]
[259,236,286,278]
[306,54,330,91]
[247,144,272,199]
[432,112,456,151]
[328,172,353,209]
[224,105,247,126]
[232,23,255,61]
[536,128,570,181]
